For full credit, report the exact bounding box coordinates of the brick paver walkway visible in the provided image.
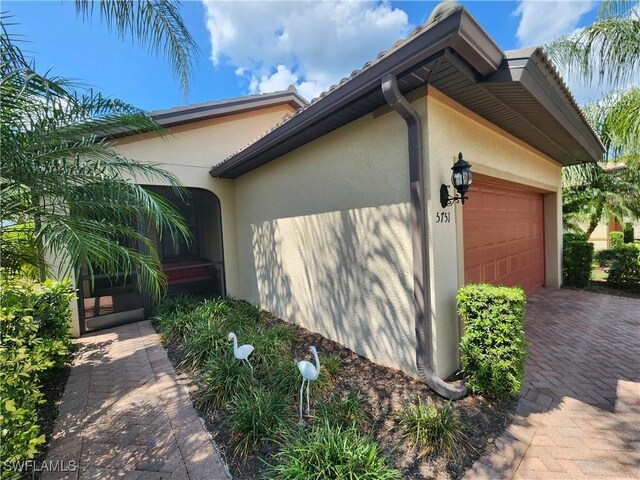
[465,289,640,480]
[43,321,228,480]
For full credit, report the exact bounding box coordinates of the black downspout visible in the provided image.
[381,74,467,400]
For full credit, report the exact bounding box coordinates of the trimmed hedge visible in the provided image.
[458,283,526,399]
[607,244,640,292]
[0,279,73,477]
[610,231,624,249]
[563,234,594,288]
[564,232,589,243]
[623,223,635,244]
[594,249,616,266]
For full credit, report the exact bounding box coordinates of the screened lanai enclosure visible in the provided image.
[77,187,225,333]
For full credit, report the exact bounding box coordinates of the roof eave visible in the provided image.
[152,92,306,129]
[481,51,605,165]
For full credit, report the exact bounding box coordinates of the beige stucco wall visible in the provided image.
[234,104,416,375]
[425,86,563,376]
[588,220,640,250]
[233,86,564,380]
[67,104,295,336]
[589,222,610,251]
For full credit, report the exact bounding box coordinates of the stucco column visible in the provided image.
[544,190,562,288]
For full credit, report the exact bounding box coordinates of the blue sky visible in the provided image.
[5,1,604,111]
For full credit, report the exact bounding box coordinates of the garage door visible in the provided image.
[463,181,544,296]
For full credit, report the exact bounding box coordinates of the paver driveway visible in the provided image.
[43,321,228,480]
[465,288,640,480]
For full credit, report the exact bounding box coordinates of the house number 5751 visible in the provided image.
[436,212,451,223]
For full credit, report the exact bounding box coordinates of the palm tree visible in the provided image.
[562,88,640,236]
[1,20,190,300]
[74,0,199,94]
[563,165,640,236]
[547,1,640,236]
[547,0,639,90]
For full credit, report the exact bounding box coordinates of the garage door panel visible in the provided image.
[463,181,544,296]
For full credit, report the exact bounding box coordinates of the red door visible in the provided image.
[463,181,544,296]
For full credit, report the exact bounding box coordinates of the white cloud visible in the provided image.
[514,0,596,47]
[202,0,410,101]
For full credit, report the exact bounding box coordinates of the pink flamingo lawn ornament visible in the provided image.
[297,346,320,420]
[227,332,254,375]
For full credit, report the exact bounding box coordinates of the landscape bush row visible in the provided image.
[563,230,640,292]
[0,279,73,479]
[153,295,471,479]
[593,232,640,292]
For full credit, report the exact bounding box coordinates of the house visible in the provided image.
[588,219,639,251]
[67,3,603,396]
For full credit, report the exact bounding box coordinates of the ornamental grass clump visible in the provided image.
[269,420,402,480]
[197,354,253,410]
[178,298,262,369]
[316,388,369,430]
[179,316,230,369]
[227,387,289,459]
[394,398,460,458]
[309,352,342,393]
[264,357,300,397]
[458,283,526,398]
[246,323,297,367]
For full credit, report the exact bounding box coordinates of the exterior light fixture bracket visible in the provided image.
[440,152,472,208]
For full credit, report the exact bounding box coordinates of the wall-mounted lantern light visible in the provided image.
[440,152,472,208]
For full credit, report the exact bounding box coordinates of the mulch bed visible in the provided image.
[162,315,516,480]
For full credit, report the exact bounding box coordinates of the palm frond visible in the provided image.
[546,2,639,89]
[74,0,199,94]
[1,20,190,300]
[598,0,637,19]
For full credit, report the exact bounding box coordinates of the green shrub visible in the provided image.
[563,234,594,287]
[594,249,616,266]
[394,398,460,458]
[227,387,288,458]
[610,231,624,249]
[197,355,253,410]
[269,420,402,480]
[458,283,526,398]
[607,244,640,292]
[316,388,369,430]
[564,231,589,242]
[624,223,635,243]
[0,279,73,474]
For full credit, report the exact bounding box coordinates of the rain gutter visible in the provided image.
[381,74,467,400]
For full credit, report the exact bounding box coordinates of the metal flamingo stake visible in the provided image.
[297,346,320,421]
[227,332,254,376]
